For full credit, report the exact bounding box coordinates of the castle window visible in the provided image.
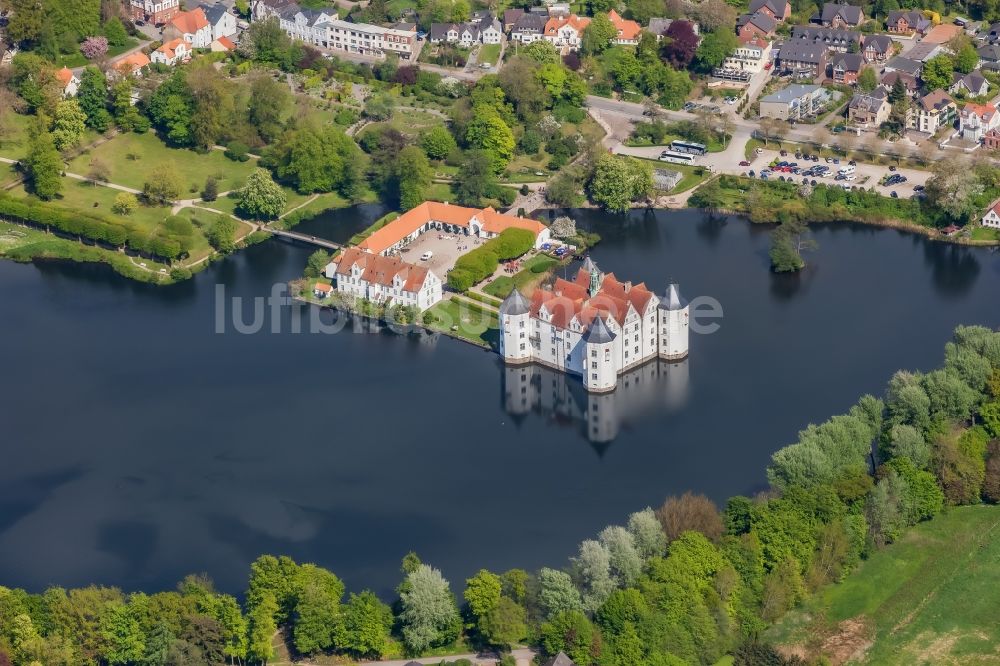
[605,349,610,361]
[519,320,524,328]
[591,362,597,369]
[634,334,639,342]
[634,346,639,355]
[591,373,597,380]
[591,349,597,358]
[519,332,525,339]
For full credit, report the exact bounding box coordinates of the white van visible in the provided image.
[420,251,434,261]
[844,173,856,181]
[838,164,856,176]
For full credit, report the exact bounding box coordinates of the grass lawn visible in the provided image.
[0,113,35,160]
[56,39,141,68]
[424,297,499,348]
[0,163,20,187]
[483,253,560,298]
[767,505,1000,665]
[503,116,605,184]
[478,43,501,66]
[626,132,729,152]
[66,132,261,195]
[635,158,711,194]
[970,225,1000,241]
[369,109,446,137]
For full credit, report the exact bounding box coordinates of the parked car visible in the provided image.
[891,191,898,198]
[739,160,751,166]
[420,251,434,261]
[848,160,856,166]
[889,165,897,171]
[780,150,788,156]
[914,184,925,192]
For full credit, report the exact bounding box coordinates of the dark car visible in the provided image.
[749,170,755,177]
[914,184,925,191]
[780,150,788,156]
[811,180,817,186]
[890,191,898,198]
[889,165,897,171]
[848,160,856,166]
[739,160,751,166]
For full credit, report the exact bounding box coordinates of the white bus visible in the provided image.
[669,140,708,156]
[659,150,697,165]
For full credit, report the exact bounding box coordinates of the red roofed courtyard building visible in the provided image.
[499,257,690,393]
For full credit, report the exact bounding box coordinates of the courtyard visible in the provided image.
[394,227,486,278]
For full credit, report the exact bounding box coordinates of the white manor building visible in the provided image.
[325,247,443,310]
[499,258,690,393]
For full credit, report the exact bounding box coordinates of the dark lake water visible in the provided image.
[2,206,999,598]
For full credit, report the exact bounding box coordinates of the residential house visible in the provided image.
[326,247,443,311]
[502,8,524,31]
[922,23,963,44]
[790,25,861,52]
[883,55,922,78]
[984,127,1000,149]
[113,51,152,77]
[55,67,79,97]
[830,53,864,84]
[983,198,1000,228]
[251,0,298,21]
[906,40,944,63]
[544,14,590,51]
[950,70,989,97]
[510,13,547,44]
[978,44,1000,70]
[129,0,181,25]
[862,34,893,62]
[542,652,579,666]
[199,3,238,41]
[648,17,673,39]
[886,10,930,35]
[324,20,417,59]
[607,9,641,46]
[981,21,1000,44]
[911,89,956,133]
[774,40,829,77]
[759,83,829,120]
[477,14,504,44]
[881,69,919,96]
[749,0,791,22]
[959,101,999,141]
[164,8,213,49]
[211,35,237,52]
[722,36,772,72]
[312,282,333,299]
[151,37,192,65]
[848,88,890,125]
[252,1,337,47]
[816,3,864,29]
[429,22,481,46]
[737,12,777,43]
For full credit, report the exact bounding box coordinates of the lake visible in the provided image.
[2,206,999,598]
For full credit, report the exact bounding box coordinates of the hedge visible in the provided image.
[446,228,536,292]
[0,194,183,261]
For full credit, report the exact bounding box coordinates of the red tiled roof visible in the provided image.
[357,202,546,255]
[314,282,333,292]
[170,8,209,35]
[333,247,431,292]
[115,51,151,73]
[544,14,591,35]
[157,38,191,59]
[528,267,654,334]
[216,36,236,50]
[55,67,75,86]
[607,10,641,40]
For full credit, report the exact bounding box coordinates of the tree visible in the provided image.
[51,99,88,151]
[81,35,109,59]
[247,593,277,665]
[540,611,596,665]
[582,13,616,55]
[100,602,145,665]
[465,109,515,173]
[546,170,584,207]
[6,0,46,44]
[598,525,643,587]
[111,79,148,133]
[148,70,195,146]
[399,565,460,653]
[112,192,137,216]
[454,150,497,206]
[692,0,737,31]
[341,591,392,659]
[201,177,218,202]
[24,116,63,200]
[87,157,110,184]
[627,508,667,560]
[463,569,501,620]
[657,492,724,542]
[248,74,291,143]
[420,126,457,160]
[956,43,980,74]
[396,145,432,210]
[102,17,128,47]
[364,93,395,121]
[921,54,954,91]
[142,165,182,205]
[77,66,111,131]
[694,28,738,72]
[480,597,526,649]
[269,125,363,196]
[538,568,583,619]
[238,168,287,220]
[858,66,878,93]
[292,565,345,655]
[588,154,653,213]
[662,20,699,68]
[925,157,984,222]
[206,217,238,252]
[521,40,561,64]
[573,539,615,613]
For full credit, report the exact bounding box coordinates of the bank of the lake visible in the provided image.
[3,206,1000,598]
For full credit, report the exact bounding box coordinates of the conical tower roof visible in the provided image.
[581,256,599,275]
[582,315,616,344]
[659,283,687,311]
[499,288,530,316]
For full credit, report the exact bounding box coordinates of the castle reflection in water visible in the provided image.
[502,358,690,446]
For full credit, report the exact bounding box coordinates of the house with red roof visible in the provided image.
[607,10,641,46]
[113,51,152,78]
[982,197,1000,228]
[498,257,690,393]
[55,67,79,98]
[544,14,591,51]
[960,101,1000,142]
[326,247,443,310]
[151,38,193,66]
[164,8,213,49]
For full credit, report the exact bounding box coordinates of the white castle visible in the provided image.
[499,258,690,393]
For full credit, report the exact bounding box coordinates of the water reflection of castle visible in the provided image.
[502,358,690,446]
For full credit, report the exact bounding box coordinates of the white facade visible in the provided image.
[499,260,690,393]
[203,5,238,40]
[323,19,416,59]
[325,249,443,311]
[983,200,1000,228]
[722,40,772,72]
[482,23,503,44]
[150,39,192,65]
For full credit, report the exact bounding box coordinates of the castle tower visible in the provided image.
[582,256,603,296]
[499,288,532,364]
[658,283,689,360]
[583,316,618,393]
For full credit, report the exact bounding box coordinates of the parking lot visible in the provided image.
[746,149,932,199]
[395,230,485,278]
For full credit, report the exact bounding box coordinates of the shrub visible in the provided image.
[225,141,251,162]
[112,192,138,216]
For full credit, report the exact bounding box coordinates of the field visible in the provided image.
[767,505,1000,665]
[423,298,499,348]
[478,43,501,66]
[66,132,261,195]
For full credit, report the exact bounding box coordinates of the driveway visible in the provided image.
[750,149,930,198]
[396,229,484,277]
